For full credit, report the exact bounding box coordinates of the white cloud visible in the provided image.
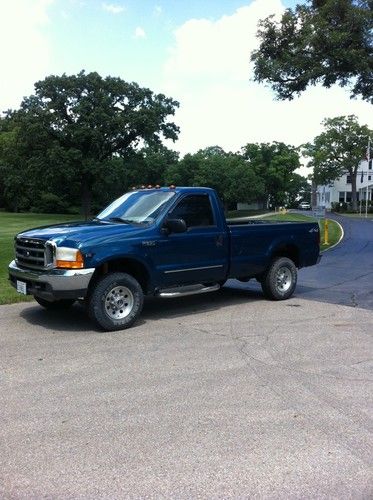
[154,5,162,16]
[102,2,125,14]
[162,0,373,175]
[0,0,53,113]
[134,26,146,38]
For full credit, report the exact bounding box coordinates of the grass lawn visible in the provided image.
[226,209,270,218]
[263,213,342,252]
[0,212,81,305]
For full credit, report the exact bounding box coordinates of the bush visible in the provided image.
[31,193,69,214]
[331,200,373,213]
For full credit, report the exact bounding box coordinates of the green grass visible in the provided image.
[263,213,342,252]
[0,212,81,305]
[226,209,270,218]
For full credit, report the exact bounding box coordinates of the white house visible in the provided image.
[316,159,373,209]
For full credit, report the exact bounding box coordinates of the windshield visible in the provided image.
[96,190,176,224]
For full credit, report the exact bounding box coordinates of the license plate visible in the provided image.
[16,280,27,295]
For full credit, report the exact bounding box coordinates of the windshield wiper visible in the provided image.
[107,217,129,223]
[121,219,146,225]
[104,217,146,225]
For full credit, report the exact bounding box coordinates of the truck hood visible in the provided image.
[17,220,150,248]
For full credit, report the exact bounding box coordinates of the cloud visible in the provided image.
[102,2,125,14]
[154,5,162,16]
[0,0,53,113]
[162,0,373,173]
[134,26,146,38]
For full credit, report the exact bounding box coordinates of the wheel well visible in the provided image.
[89,258,150,293]
[272,245,299,267]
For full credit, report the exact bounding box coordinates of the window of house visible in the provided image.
[339,192,345,202]
[369,175,372,181]
[168,195,215,227]
[346,175,352,184]
[346,192,352,202]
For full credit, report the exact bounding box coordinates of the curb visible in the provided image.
[321,218,344,252]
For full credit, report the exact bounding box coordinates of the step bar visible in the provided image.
[157,283,220,298]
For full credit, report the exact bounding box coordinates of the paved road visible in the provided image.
[1,215,372,498]
[299,214,373,310]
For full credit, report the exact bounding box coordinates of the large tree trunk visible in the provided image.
[351,171,358,211]
[81,175,92,220]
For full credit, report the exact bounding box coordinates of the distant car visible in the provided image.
[299,201,311,210]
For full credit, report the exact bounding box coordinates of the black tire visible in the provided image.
[261,257,297,300]
[88,272,144,331]
[34,296,75,309]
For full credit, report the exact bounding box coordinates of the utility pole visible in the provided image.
[366,138,371,219]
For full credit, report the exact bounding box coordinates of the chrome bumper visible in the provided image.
[8,260,95,300]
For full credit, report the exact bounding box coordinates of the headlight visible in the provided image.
[56,247,84,269]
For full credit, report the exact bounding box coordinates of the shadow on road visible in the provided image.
[19,286,263,333]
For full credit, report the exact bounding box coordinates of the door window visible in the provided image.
[168,195,215,227]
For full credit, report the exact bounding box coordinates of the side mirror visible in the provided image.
[163,218,187,234]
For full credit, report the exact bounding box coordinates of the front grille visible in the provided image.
[15,238,54,270]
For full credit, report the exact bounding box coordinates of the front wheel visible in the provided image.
[261,257,297,300]
[88,272,144,331]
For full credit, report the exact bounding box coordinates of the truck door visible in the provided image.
[153,194,229,286]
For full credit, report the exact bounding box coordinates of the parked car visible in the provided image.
[298,201,311,210]
[9,187,321,330]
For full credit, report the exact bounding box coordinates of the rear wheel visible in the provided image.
[88,272,144,331]
[261,257,297,300]
[34,296,75,309]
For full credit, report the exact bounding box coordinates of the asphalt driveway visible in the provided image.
[1,214,373,498]
[1,289,372,498]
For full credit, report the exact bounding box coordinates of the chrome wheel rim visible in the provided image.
[276,267,292,292]
[104,286,134,320]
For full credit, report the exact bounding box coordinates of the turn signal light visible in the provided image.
[56,249,84,269]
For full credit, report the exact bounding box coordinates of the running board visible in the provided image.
[157,283,220,298]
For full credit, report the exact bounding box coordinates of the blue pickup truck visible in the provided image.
[9,187,320,330]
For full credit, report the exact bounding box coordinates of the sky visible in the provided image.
[1,0,372,176]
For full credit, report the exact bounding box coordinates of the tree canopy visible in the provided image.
[0,71,179,216]
[303,115,372,210]
[165,146,265,207]
[240,142,301,207]
[0,71,310,215]
[165,143,301,209]
[251,0,373,103]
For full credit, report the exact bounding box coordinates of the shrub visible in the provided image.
[31,193,69,214]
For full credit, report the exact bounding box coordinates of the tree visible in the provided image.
[0,71,179,216]
[240,142,301,207]
[251,0,373,103]
[87,146,179,213]
[124,145,179,189]
[165,147,264,208]
[286,172,311,207]
[303,115,372,210]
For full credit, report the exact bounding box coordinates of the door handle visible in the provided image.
[215,234,224,247]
